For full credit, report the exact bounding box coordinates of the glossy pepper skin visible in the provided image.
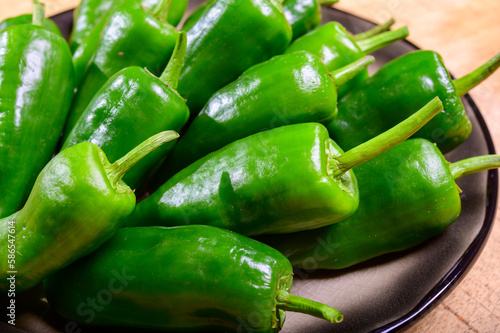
[44,226,343,332]
[283,0,337,41]
[70,0,186,53]
[330,50,471,153]
[287,21,409,96]
[259,139,464,269]
[64,0,178,138]
[153,51,373,184]
[126,123,359,236]
[0,132,178,292]
[177,0,293,115]
[63,34,190,189]
[0,14,62,36]
[0,23,74,219]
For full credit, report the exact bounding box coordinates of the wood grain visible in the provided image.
[1,0,499,332]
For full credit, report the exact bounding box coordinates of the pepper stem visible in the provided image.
[357,26,409,54]
[159,31,187,90]
[152,0,173,23]
[106,131,179,187]
[354,18,396,41]
[32,0,45,27]
[453,53,500,97]
[330,97,443,177]
[276,290,343,324]
[450,155,500,180]
[319,0,339,6]
[331,55,375,88]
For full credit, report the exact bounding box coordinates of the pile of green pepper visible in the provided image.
[1,0,500,332]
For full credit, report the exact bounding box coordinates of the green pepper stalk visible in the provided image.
[287,21,409,96]
[259,138,500,269]
[65,0,179,140]
[69,0,188,53]
[353,17,396,41]
[63,32,190,190]
[44,225,343,332]
[0,1,62,36]
[177,0,293,116]
[0,131,179,292]
[0,2,74,219]
[150,51,374,188]
[127,98,443,236]
[330,50,500,153]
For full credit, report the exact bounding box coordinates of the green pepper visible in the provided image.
[286,21,409,96]
[64,0,178,139]
[259,138,500,269]
[44,225,343,332]
[0,12,62,37]
[152,51,374,186]
[63,33,189,189]
[0,131,178,292]
[283,0,338,41]
[329,50,500,153]
[70,0,186,53]
[177,0,293,116]
[0,3,74,219]
[126,97,443,235]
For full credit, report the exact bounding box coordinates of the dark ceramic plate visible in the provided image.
[3,2,497,333]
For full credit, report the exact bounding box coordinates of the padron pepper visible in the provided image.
[65,0,178,137]
[283,0,338,40]
[0,2,74,219]
[63,33,190,189]
[330,50,500,153]
[44,225,343,332]
[286,21,409,96]
[70,0,187,53]
[259,138,500,269]
[177,0,293,116]
[153,51,374,185]
[0,132,179,292]
[0,1,62,36]
[125,97,443,236]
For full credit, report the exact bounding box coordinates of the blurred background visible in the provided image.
[1,0,499,331]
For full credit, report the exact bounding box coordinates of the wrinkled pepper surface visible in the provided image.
[44,225,343,332]
[154,51,374,183]
[63,33,190,189]
[126,97,443,236]
[0,132,178,292]
[283,0,338,40]
[177,0,293,115]
[287,21,409,96]
[0,13,62,36]
[65,0,178,137]
[260,138,500,269]
[330,50,500,153]
[0,3,74,218]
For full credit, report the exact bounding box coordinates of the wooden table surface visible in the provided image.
[1,0,499,332]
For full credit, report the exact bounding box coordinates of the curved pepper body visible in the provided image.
[283,0,321,40]
[63,66,189,189]
[65,1,178,138]
[178,0,293,115]
[44,225,292,332]
[159,51,338,181]
[329,50,471,153]
[260,139,461,269]
[126,123,358,236]
[0,14,62,36]
[0,143,135,291]
[0,25,74,218]
[286,22,367,96]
